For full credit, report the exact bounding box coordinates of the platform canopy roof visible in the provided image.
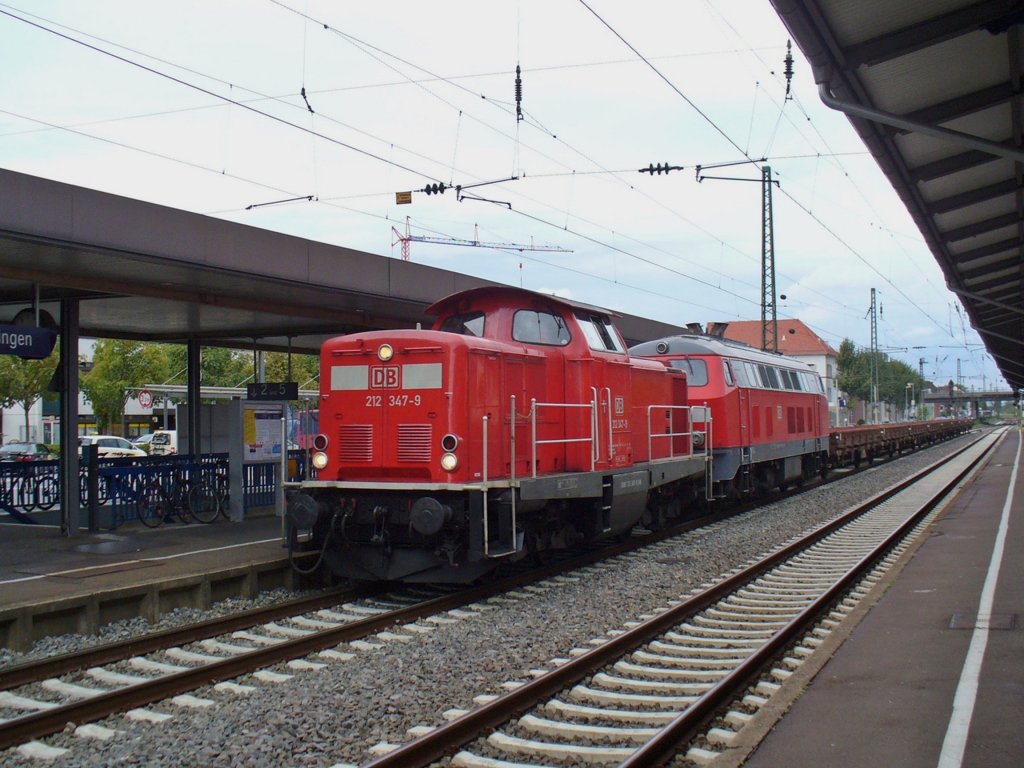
[771,0,1024,394]
[0,169,685,356]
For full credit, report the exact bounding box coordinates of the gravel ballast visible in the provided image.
[0,433,984,767]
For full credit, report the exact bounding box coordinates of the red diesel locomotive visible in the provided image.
[287,286,709,583]
[629,330,831,498]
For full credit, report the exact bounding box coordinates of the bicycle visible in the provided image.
[79,467,111,506]
[188,465,229,523]
[135,468,194,527]
[32,469,59,511]
[0,465,58,512]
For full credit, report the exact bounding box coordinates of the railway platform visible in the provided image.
[737,427,1023,768]
[0,511,303,651]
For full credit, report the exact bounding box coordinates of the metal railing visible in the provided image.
[645,404,713,500]
[529,397,597,478]
[1,450,309,528]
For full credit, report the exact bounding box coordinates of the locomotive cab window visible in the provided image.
[729,359,749,387]
[512,310,571,346]
[666,358,709,386]
[576,313,626,353]
[439,311,485,337]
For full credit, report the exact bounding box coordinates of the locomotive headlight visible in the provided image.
[440,452,458,472]
[377,344,394,361]
[312,451,329,470]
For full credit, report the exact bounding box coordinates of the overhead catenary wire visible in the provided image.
[0,2,997,385]
[0,26,856,335]
[578,0,986,370]
[0,0,854,328]
[0,7,433,179]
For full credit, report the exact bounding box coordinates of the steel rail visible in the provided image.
[0,585,361,691]
[0,503,730,696]
[361,430,991,768]
[620,432,997,767]
[0,510,730,751]
[0,583,487,750]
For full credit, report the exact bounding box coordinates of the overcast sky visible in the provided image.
[0,0,1005,391]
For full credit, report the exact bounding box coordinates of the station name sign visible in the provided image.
[246,381,299,401]
[0,324,57,360]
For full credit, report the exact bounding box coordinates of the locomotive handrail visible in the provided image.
[645,404,696,462]
[530,398,597,479]
[645,404,714,500]
[477,404,520,559]
[598,386,613,463]
[704,413,714,500]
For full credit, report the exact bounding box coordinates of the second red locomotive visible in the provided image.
[630,330,830,498]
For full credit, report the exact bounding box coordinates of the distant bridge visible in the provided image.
[922,389,1019,416]
[923,389,1017,404]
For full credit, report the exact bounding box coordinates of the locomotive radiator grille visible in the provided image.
[338,424,373,462]
[398,424,432,462]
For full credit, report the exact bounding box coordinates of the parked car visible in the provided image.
[0,442,57,461]
[78,435,147,458]
[150,429,177,456]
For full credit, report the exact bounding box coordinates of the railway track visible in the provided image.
[358,429,997,768]
[0,429,982,762]
[0,517,719,757]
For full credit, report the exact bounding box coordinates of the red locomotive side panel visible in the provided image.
[628,359,691,462]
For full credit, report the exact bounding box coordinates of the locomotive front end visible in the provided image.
[288,330,492,582]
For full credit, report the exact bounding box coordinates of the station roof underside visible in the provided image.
[772,0,1024,392]
[0,168,685,355]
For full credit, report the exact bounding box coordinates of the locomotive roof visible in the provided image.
[426,285,620,319]
[629,333,815,371]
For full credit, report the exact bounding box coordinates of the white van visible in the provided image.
[150,430,177,456]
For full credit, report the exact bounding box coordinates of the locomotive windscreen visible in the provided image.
[667,358,709,386]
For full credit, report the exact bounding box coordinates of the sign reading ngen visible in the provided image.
[0,324,57,360]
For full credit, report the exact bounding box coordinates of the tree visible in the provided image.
[161,344,252,390]
[835,338,926,408]
[264,352,320,390]
[81,340,170,434]
[836,339,870,402]
[0,342,60,442]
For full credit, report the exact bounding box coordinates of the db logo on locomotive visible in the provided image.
[370,365,400,389]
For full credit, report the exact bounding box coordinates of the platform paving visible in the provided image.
[740,428,1023,768]
[0,511,301,650]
